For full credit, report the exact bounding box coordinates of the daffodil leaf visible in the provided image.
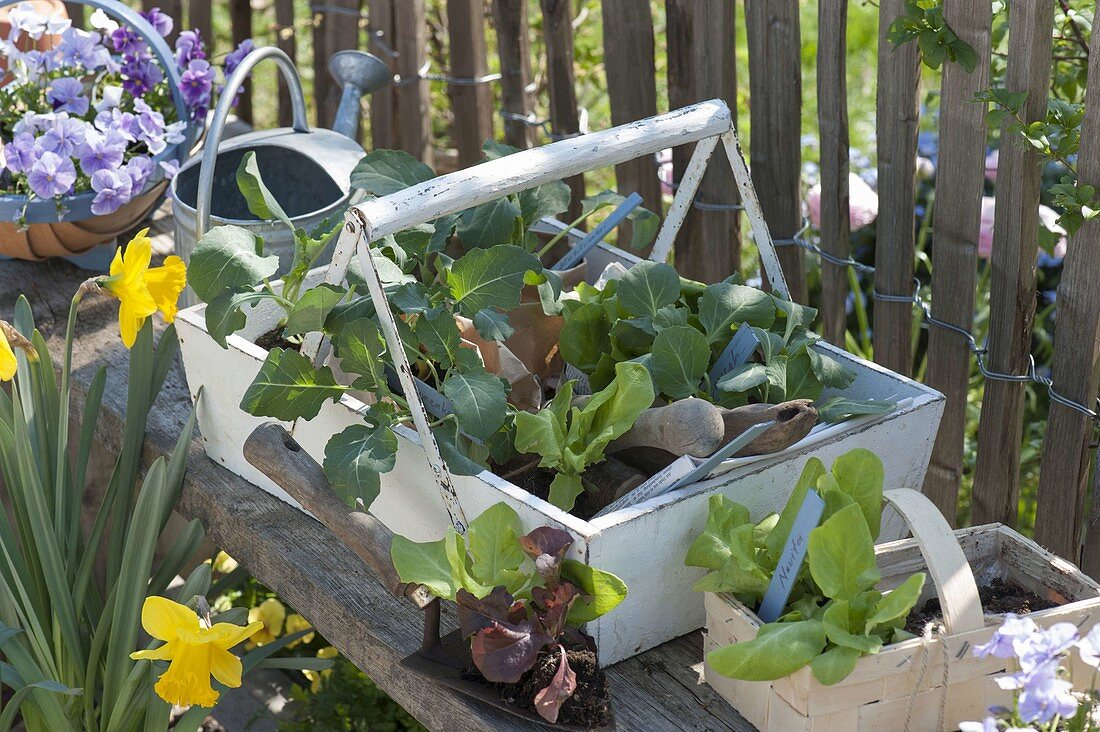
[240,348,347,421]
[188,225,279,304]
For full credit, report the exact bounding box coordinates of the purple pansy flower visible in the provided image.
[47,77,89,116]
[957,718,997,732]
[132,98,169,154]
[179,58,215,116]
[224,39,254,77]
[110,25,146,57]
[27,151,76,198]
[159,159,180,180]
[94,108,139,142]
[5,133,37,173]
[973,614,1037,660]
[120,56,164,97]
[1078,624,1100,668]
[58,28,110,70]
[140,7,174,38]
[90,168,133,215]
[1017,674,1077,724]
[125,156,155,191]
[77,130,127,176]
[94,85,124,112]
[174,29,205,67]
[34,116,87,158]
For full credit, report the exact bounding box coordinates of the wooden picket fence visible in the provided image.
[81,1,1100,571]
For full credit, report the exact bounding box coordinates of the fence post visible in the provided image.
[816,0,849,347]
[367,0,396,149]
[492,0,534,149]
[1035,18,1100,563]
[971,2,1055,526]
[394,0,433,164]
[189,0,212,55]
[872,0,920,376]
[314,0,361,131]
[665,0,739,281]
[922,1,992,523]
[447,0,493,167]
[601,0,662,227]
[275,0,297,128]
[745,0,806,303]
[228,0,252,123]
[540,0,585,221]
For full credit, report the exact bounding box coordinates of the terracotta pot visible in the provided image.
[0,0,67,76]
[0,181,167,260]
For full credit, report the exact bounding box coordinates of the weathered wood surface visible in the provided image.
[274,0,297,128]
[666,0,740,281]
[492,0,535,149]
[745,0,806,303]
[367,0,397,149]
[0,206,753,732]
[971,1,1056,527]
[540,0,585,222]
[229,0,252,123]
[312,0,360,131]
[816,0,849,347]
[394,0,433,164]
[872,0,920,377]
[923,0,992,524]
[446,0,493,167]
[1035,10,1100,565]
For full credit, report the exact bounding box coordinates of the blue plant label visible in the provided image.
[673,420,775,489]
[385,369,454,418]
[592,455,696,518]
[551,192,643,271]
[564,363,592,395]
[708,323,760,396]
[757,488,826,623]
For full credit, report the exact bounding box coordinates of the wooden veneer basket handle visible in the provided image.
[882,489,985,635]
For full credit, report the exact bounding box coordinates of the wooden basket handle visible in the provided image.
[883,489,985,635]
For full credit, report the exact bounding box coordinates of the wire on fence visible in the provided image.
[770,223,1100,424]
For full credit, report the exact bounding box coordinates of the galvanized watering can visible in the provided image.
[171,46,391,284]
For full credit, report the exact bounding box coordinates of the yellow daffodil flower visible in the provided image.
[0,324,16,382]
[211,551,239,575]
[130,596,262,708]
[246,597,286,649]
[284,614,315,648]
[303,646,339,693]
[98,229,187,348]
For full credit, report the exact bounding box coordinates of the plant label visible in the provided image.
[757,488,826,623]
[385,369,455,418]
[564,363,592,395]
[594,262,630,290]
[552,192,643,271]
[708,323,760,396]
[675,420,776,489]
[592,455,696,518]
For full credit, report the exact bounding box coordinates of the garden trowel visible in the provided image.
[242,423,614,730]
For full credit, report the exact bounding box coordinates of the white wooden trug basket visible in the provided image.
[704,489,1100,731]
[176,100,945,665]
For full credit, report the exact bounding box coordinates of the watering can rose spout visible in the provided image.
[329,50,392,140]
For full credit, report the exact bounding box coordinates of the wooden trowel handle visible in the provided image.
[243,423,432,608]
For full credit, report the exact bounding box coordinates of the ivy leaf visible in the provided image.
[707,620,826,681]
[322,421,396,509]
[236,150,292,229]
[616,261,680,318]
[447,245,542,316]
[240,348,347,421]
[349,149,435,195]
[283,284,347,336]
[457,198,523,249]
[188,225,278,303]
[472,309,514,342]
[442,369,508,442]
[699,283,776,343]
[807,503,880,602]
[650,325,710,399]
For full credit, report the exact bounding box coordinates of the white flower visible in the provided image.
[94,85,124,112]
[88,8,118,34]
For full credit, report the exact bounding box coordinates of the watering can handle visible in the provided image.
[195,45,310,238]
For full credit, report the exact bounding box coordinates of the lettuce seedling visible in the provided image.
[686,449,927,685]
[513,361,655,511]
[391,503,627,723]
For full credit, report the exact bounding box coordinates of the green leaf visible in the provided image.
[650,325,710,399]
[685,495,752,570]
[699,284,776,343]
[323,422,396,509]
[548,473,584,512]
[188,225,278,303]
[580,190,659,249]
[391,535,458,600]
[810,645,862,685]
[447,245,542,315]
[457,198,523,249]
[205,291,269,348]
[324,295,376,335]
[283,284,347,336]
[347,248,416,289]
[350,149,435,195]
[570,361,655,468]
[562,558,628,624]
[434,421,491,476]
[559,303,612,373]
[391,282,433,315]
[707,620,826,681]
[467,503,528,590]
[808,504,880,601]
[519,181,571,225]
[822,600,883,653]
[416,307,462,369]
[332,318,388,391]
[236,150,292,229]
[784,350,824,401]
[240,348,347,421]
[815,396,897,423]
[865,574,926,633]
[473,309,514,341]
[765,458,824,562]
[830,448,885,540]
[442,369,508,442]
[808,349,856,390]
[772,297,818,343]
[716,362,768,394]
[616,261,681,318]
